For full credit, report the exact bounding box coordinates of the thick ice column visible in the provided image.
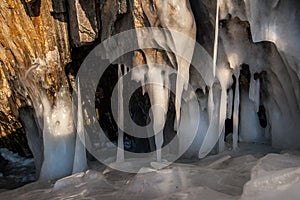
[178,90,201,158]
[39,88,76,180]
[116,64,125,162]
[239,90,265,143]
[72,81,87,174]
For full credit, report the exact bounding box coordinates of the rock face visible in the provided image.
[0,0,299,179]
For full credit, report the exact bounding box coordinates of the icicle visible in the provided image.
[218,86,227,152]
[198,86,222,158]
[218,126,225,152]
[146,65,169,162]
[207,85,214,122]
[249,77,260,112]
[212,0,220,77]
[116,64,125,162]
[72,79,87,173]
[227,89,233,119]
[232,72,240,149]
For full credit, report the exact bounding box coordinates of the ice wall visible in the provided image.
[243,0,300,149]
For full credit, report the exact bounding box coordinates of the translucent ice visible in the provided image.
[39,88,75,180]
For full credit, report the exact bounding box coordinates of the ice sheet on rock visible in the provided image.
[53,170,112,191]
[117,155,259,199]
[241,153,300,200]
[154,186,236,200]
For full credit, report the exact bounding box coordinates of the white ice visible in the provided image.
[72,80,87,174]
[39,87,76,180]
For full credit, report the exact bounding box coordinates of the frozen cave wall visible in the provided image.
[0,0,299,180]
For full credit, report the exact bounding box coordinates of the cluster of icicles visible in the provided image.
[25,0,280,180]
[115,0,248,161]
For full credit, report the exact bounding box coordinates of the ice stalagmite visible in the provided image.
[72,80,87,174]
[117,64,125,162]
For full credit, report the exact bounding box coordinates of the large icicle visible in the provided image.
[146,65,169,162]
[232,72,240,149]
[198,85,221,158]
[116,64,125,162]
[227,89,233,119]
[72,80,87,174]
[212,0,220,77]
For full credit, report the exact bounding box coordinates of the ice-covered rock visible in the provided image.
[241,153,300,200]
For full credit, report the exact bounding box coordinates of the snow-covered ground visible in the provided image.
[1,144,300,199]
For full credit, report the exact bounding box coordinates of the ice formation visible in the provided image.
[239,90,265,143]
[39,87,76,180]
[116,64,125,162]
[135,0,196,161]
[16,0,300,182]
[72,81,87,174]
